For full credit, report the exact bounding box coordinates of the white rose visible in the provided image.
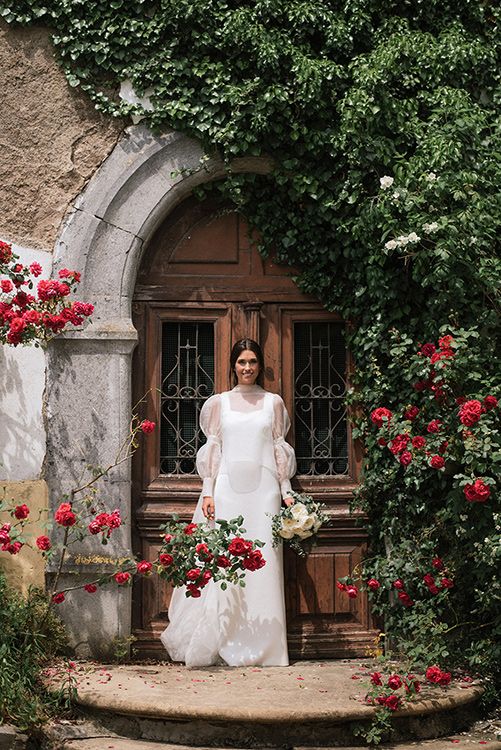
[296,529,314,539]
[397,235,409,246]
[423,222,438,234]
[301,515,316,530]
[425,172,437,182]
[407,232,421,243]
[384,239,397,251]
[380,175,394,189]
[279,528,295,540]
[281,517,298,531]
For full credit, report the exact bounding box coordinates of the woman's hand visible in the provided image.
[202,495,215,519]
[283,496,295,507]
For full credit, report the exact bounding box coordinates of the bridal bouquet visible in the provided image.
[271,492,328,556]
[157,515,266,597]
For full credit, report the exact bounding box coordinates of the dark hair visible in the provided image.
[229,338,265,387]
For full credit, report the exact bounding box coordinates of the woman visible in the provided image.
[161,338,296,667]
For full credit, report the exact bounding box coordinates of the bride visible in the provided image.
[161,338,297,667]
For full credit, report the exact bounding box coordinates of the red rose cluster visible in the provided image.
[0,241,94,345]
[0,522,23,555]
[425,665,451,686]
[88,509,122,538]
[336,580,359,598]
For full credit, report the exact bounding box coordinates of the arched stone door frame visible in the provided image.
[46,124,272,655]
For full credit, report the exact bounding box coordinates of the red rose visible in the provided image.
[404,406,419,420]
[14,503,30,520]
[242,550,266,571]
[184,523,198,535]
[392,579,404,590]
[397,591,414,607]
[411,436,426,449]
[36,535,51,551]
[336,581,347,591]
[23,309,41,324]
[377,437,387,446]
[425,665,442,683]
[370,671,382,686]
[432,557,444,570]
[84,583,97,593]
[430,455,445,469]
[88,520,102,535]
[196,542,213,561]
[423,573,435,586]
[54,502,77,527]
[29,262,42,276]
[3,541,22,554]
[459,399,482,426]
[186,568,201,581]
[136,560,153,575]
[159,553,173,567]
[52,592,65,604]
[187,584,201,598]
[440,577,454,589]
[413,380,428,391]
[346,585,358,598]
[389,434,410,455]
[140,419,156,433]
[216,554,231,568]
[387,674,402,690]
[228,537,253,556]
[377,694,400,711]
[438,335,453,349]
[399,450,412,466]
[1,279,13,293]
[367,578,381,591]
[163,533,173,543]
[114,572,131,585]
[438,671,451,686]
[200,569,212,585]
[419,343,436,358]
[430,349,454,364]
[427,420,441,433]
[370,407,392,428]
[464,478,491,503]
[483,395,498,410]
[0,530,10,544]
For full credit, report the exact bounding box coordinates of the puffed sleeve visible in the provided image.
[196,394,222,497]
[272,395,297,499]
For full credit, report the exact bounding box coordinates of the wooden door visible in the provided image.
[132,195,378,659]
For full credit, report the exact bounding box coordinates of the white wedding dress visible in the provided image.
[160,384,296,667]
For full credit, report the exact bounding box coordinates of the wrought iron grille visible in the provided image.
[294,322,349,476]
[160,322,215,475]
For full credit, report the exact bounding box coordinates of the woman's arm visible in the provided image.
[196,395,222,518]
[272,395,297,506]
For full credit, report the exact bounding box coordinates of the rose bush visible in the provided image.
[346,327,499,693]
[0,241,93,345]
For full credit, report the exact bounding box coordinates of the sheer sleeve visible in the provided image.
[196,394,222,497]
[272,395,297,499]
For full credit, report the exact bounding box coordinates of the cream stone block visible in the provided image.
[0,479,48,594]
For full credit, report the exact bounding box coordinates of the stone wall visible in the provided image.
[0,20,123,250]
[0,20,123,595]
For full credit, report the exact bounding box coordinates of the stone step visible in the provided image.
[42,719,501,750]
[42,660,494,748]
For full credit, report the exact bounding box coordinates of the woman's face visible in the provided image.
[234,349,260,386]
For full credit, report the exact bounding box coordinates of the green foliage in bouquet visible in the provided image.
[271,492,328,556]
[157,515,266,597]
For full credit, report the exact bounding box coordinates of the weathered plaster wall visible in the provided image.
[0,480,48,593]
[0,20,123,250]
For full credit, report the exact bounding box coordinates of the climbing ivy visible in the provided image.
[2,0,500,684]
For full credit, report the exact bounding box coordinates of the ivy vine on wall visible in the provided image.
[1,0,500,687]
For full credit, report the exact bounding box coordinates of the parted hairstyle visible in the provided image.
[229,338,265,387]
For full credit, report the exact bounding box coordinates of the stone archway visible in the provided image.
[46,124,272,655]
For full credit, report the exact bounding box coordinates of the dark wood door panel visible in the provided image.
[132,193,377,660]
